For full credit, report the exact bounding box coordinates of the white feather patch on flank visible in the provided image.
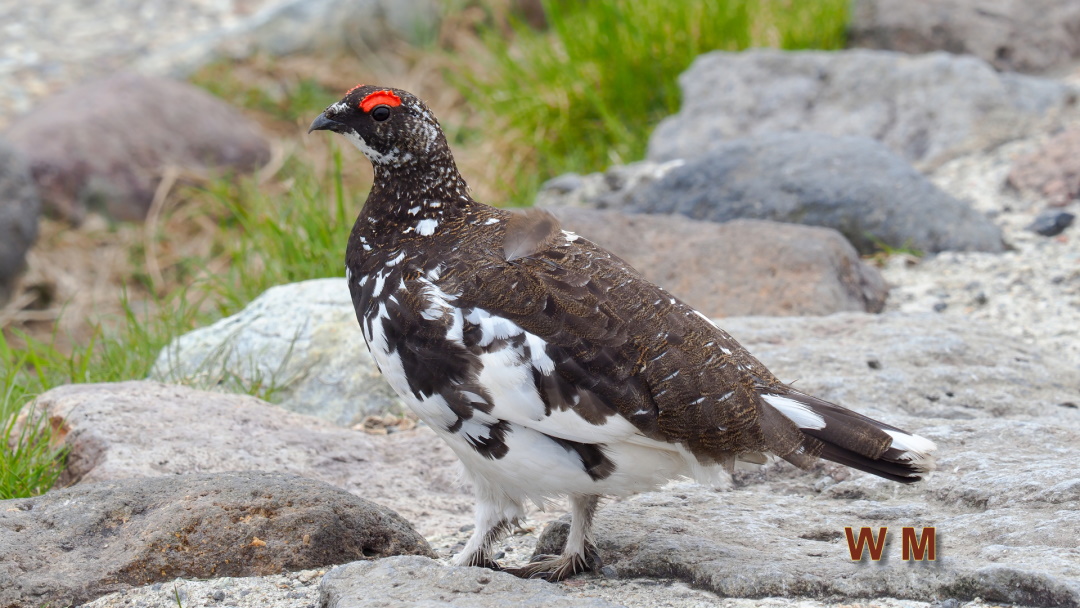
[884,430,938,459]
[762,394,826,430]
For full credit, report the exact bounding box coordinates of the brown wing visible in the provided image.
[439,217,808,466]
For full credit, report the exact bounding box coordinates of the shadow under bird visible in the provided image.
[309,85,937,581]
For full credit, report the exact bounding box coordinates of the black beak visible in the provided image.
[308,112,342,134]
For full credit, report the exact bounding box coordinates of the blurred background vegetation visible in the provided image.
[1,0,849,498]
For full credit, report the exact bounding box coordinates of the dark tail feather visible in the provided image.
[760,389,936,483]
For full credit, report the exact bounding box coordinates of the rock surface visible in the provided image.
[3,73,270,223]
[151,279,402,427]
[0,138,40,306]
[36,311,1080,607]
[138,0,442,78]
[850,0,1080,74]
[0,471,434,608]
[1008,125,1080,206]
[544,134,1005,255]
[31,381,471,539]
[0,0,440,124]
[551,208,888,315]
[648,49,1077,169]
[319,556,620,608]
[526,313,1080,607]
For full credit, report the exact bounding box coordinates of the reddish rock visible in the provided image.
[550,208,888,317]
[1009,127,1080,206]
[3,73,270,223]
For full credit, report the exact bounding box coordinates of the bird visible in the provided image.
[309,85,937,581]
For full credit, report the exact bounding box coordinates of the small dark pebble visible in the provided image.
[933,301,948,312]
[973,291,988,305]
[1027,211,1074,237]
[240,589,252,597]
[1060,402,1078,409]
[212,590,226,601]
[492,551,505,560]
[867,359,881,370]
[600,565,618,579]
[459,524,475,533]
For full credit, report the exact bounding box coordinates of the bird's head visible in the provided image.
[308,85,447,168]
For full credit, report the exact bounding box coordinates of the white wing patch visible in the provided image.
[762,394,826,430]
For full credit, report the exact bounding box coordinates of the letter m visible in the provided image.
[902,527,936,561]
[845,526,887,561]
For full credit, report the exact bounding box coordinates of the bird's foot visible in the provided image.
[457,550,503,571]
[504,545,602,582]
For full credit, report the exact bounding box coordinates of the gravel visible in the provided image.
[882,118,1080,370]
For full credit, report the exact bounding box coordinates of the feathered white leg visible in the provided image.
[506,494,601,581]
[453,496,523,569]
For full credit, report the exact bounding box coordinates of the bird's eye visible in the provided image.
[371,105,391,122]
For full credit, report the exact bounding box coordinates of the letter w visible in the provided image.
[845,526,887,560]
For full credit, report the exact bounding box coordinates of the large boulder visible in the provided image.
[3,73,270,223]
[0,138,40,306]
[0,471,434,608]
[150,279,402,427]
[648,49,1077,169]
[30,381,470,538]
[551,208,888,316]
[850,0,1080,74]
[544,134,1005,255]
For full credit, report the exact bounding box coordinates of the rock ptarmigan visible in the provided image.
[309,86,937,581]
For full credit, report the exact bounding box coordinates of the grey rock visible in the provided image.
[3,73,270,223]
[718,312,1079,420]
[550,208,888,316]
[649,49,1077,169]
[139,0,441,79]
[528,313,1080,606]
[536,160,688,211]
[151,278,403,427]
[850,0,1080,74]
[0,138,40,305]
[319,556,621,607]
[1027,210,1075,237]
[0,471,434,608]
[533,452,1079,606]
[31,381,471,539]
[570,134,1004,254]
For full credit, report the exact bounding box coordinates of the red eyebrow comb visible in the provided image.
[359,90,402,113]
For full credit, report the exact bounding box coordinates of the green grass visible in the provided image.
[451,0,848,204]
